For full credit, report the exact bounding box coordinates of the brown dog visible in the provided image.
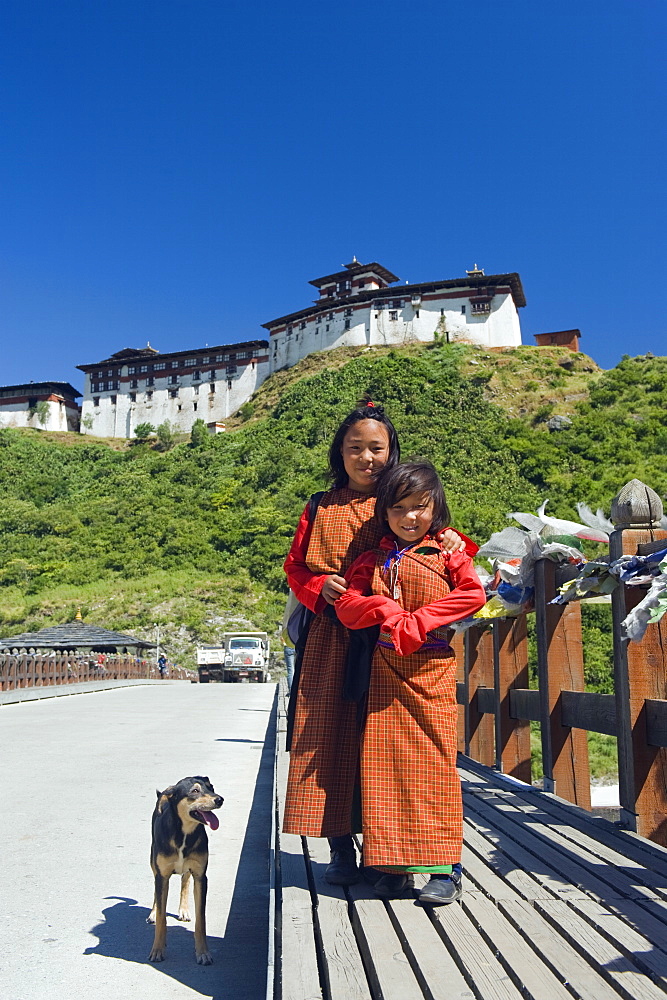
[147,775,223,964]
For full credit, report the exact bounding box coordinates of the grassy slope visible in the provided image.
[1,345,665,688]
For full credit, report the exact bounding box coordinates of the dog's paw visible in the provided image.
[196,950,213,965]
[146,910,156,925]
[177,908,191,922]
[148,947,165,963]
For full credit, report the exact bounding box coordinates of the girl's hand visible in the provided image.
[321,574,349,605]
[437,528,466,554]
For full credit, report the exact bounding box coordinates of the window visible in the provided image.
[178,404,182,411]
[130,379,138,389]
[93,397,99,407]
[170,389,179,398]
[300,322,306,330]
[193,370,201,380]
[112,381,120,390]
[202,357,210,364]
[344,308,352,317]
[461,305,466,315]
[129,392,136,402]
[227,380,232,389]
[146,390,153,401]
[140,365,149,373]
[344,319,351,330]
[209,370,216,381]
[170,374,179,384]
[154,362,166,371]
[392,299,402,309]
[110,395,117,405]
[328,312,334,321]
[193,401,198,411]
[286,326,293,338]
[171,361,179,368]
[184,359,196,367]
[193,384,199,395]
[94,371,102,379]
[315,326,319,334]
[358,280,366,289]
[237,351,248,359]
[215,354,224,362]
[226,365,237,375]
[316,315,321,324]
[252,348,262,357]
[128,366,137,374]
[146,376,154,387]
[209,382,216,393]
[389,311,398,321]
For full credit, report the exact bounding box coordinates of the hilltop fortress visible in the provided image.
[2,259,553,438]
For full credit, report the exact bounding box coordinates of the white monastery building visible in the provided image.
[264,260,525,370]
[0,381,81,432]
[77,341,269,438]
[75,260,526,438]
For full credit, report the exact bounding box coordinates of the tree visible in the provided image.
[190,419,208,448]
[134,422,155,441]
[81,413,94,431]
[156,421,174,451]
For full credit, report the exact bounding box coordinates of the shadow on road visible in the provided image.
[84,689,277,999]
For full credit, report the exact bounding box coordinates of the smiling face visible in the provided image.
[340,419,391,493]
[386,490,435,544]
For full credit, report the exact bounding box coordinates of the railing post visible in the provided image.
[534,559,591,807]
[452,632,466,752]
[466,624,495,766]
[610,479,667,841]
[493,616,532,782]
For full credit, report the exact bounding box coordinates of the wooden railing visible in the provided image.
[455,478,667,845]
[0,652,193,689]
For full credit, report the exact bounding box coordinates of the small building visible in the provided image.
[263,259,526,371]
[0,621,155,655]
[534,329,581,352]
[77,341,269,439]
[0,381,81,432]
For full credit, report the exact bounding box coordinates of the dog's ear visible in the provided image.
[155,785,175,813]
[202,776,210,785]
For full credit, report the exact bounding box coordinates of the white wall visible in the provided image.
[0,398,79,433]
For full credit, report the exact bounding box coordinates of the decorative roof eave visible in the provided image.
[309,262,400,288]
[76,340,270,373]
[0,622,156,650]
[262,272,526,329]
[0,381,82,399]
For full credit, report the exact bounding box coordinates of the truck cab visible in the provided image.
[197,631,269,683]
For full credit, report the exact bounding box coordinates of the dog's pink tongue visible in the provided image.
[201,811,220,830]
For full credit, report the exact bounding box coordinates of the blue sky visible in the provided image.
[1,0,664,389]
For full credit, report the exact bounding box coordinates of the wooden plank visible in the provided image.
[429,896,525,1000]
[493,617,531,782]
[459,757,667,882]
[384,897,473,1000]
[534,558,591,808]
[461,773,667,904]
[462,890,574,1000]
[462,823,557,900]
[610,525,667,840]
[537,898,667,1000]
[575,896,667,985]
[499,898,624,1000]
[508,687,540,721]
[346,881,424,1000]
[466,626,495,766]
[561,690,617,737]
[476,686,496,715]
[280,835,323,1000]
[645,698,667,748]
[306,837,372,1000]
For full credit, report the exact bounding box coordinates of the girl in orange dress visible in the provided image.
[335,463,486,903]
[283,404,476,886]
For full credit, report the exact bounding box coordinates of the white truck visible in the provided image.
[197,632,270,683]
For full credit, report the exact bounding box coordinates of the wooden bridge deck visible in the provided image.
[272,692,667,1000]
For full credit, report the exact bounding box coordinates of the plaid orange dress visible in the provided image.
[336,538,486,868]
[282,487,383,837]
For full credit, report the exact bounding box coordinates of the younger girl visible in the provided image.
[283,404,476,886]
[335,462,486,903]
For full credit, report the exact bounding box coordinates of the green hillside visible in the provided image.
[0,343,665,679]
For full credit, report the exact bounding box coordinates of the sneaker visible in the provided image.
[418,870,463,905]
[325,840,359,885]
[369,872,415,898]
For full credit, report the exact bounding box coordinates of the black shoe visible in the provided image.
[369,872,414,898]
[418,871,462,905]
[325,837,359,885]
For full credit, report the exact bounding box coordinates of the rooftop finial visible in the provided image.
[466,264,485,277]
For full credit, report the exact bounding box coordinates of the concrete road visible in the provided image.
[0,683,277,1000]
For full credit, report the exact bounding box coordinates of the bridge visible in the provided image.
[3,479,667,1000]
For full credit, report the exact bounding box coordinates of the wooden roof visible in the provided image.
[0,622,155,650]
[0,381,82,399]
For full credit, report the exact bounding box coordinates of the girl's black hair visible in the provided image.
[374,462,451,536]
[328,402,400,488]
